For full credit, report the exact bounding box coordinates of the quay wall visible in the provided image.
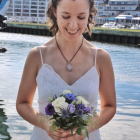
[0,23,140,46]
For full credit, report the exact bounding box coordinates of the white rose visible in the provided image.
[63,90,73,95]
[76,96,89,107]
[52,97,68,114]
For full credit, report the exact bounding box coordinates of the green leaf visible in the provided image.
[66,123,73,127]
[51,124,56,132]
[76,128,82,136]
[81,128,89,139]
[71,100,76,104]
[70,123,78,135]
[49,97,53,102]
[62,126,69,130]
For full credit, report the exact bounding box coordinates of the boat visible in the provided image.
[101,22,120,29]
[130,24,140,30]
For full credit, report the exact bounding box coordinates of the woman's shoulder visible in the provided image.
[86,40,112,68]
[95,48,113,71]
[86,40,111,61]
[27,46,41,61]
[28,38,54,58]
[26,38,55,66]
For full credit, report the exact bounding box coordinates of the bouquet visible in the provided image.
[44,90,97,139]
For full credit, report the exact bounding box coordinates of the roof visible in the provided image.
[109,0,138,1]
[115,15,133,19]
[107,5,138,6]
[132,17,140,20]
[109,17,115,20]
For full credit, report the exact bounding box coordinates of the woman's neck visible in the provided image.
[55,31,84,53]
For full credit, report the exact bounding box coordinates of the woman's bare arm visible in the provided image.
[93,48,116,129]
[16,47,46,129]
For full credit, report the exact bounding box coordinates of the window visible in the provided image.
[31,14,37,17]
[98,7,103,9]
[14,1,21,4]
[14,9,21,12]
[14,5,21,8]
[124,2,128,5]
[117,2,121,5]
[107,7,111,9]
[120,7,125,10]
[111,2,115,4]
[31,6,37,9]
[99,12,103,14]
[23,14,29,16]
[31,10,37,13]
[39,14,44,17]
[132,2,137,5]
[114,7,118,10]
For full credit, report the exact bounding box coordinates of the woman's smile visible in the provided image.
[65,28,79,36]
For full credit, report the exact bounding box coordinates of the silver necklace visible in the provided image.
[55,36,84,72]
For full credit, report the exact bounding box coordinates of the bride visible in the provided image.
[16,0,116,140]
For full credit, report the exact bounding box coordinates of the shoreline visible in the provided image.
[0,22,140,47]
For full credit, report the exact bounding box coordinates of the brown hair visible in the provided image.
[46,0,97,36]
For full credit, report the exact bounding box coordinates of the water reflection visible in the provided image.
[0,100,11,140]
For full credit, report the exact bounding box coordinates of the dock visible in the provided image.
[0,22,140,46]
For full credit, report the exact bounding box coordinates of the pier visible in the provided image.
[0,22,140,46]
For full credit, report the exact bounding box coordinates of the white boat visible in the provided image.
[130,24,140,30]
[101,22,120,29]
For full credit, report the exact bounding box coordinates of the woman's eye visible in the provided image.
[62,16,85,20]
[62,16,70,19]
[78,17,85,20]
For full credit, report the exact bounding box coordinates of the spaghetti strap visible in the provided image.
[94,47,97,67]
[39,47,43,65]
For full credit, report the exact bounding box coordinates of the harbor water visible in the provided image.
[0,32,140,140]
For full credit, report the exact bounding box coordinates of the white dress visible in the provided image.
[30,46,101,140]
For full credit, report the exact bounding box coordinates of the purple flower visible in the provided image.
[57,108,71,118]
[45,103,55,116]
[65,93,77,103]
[77,103,86,111]
[74,109,84,117]
[84,107,92,114]
[68,104,76,113]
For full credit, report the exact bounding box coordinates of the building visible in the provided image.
[5,0,50,23]
[95,0,140,25]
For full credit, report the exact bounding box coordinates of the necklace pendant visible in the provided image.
[67,62,73,72]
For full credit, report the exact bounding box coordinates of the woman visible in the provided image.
[16,0,116,140]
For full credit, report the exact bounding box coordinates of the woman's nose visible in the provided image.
[68,18,78,29]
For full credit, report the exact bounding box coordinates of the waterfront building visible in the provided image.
[2,0,50,23]
[95,0,140,25]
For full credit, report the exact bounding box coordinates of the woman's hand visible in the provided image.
[43,122,74,140]
[60,126,93,140]
[60,133,86,140]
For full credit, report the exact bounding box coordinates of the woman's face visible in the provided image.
[54,0,90,41]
